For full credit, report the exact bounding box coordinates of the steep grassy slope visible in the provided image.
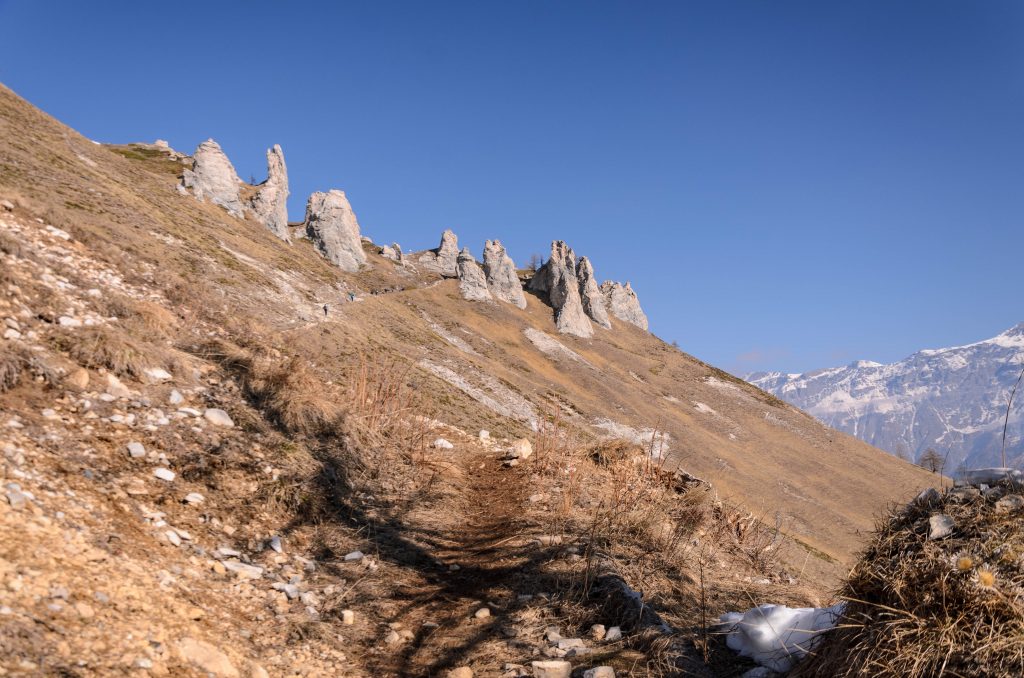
[0,82,936,569]
[0,82,938,676]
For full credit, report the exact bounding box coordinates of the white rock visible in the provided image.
[600,281,648,331]
[58,316,82,328]
[126,442,146,458]
[530,241,593,338]
[457,248,493,302]
[165,530,182,546]
[474,607,491,619]
[221,561,264,580]
[435,229,459,277]
[181,139,245,218]
[268,535,283,553]
[249,144,290,241]
[433,438,455,450]
[203,408,234,427]
[184,492,205,505]
[603,626,622,642]
[928,514,955,540]
[583,668,615,678]
[153,468,176,482]
[530,661,572,678]
[589,624,606,641]
[304,190,367,272]
[344,551,365,562]
[479,430,490,441]
[341,609,355,625]
[168,389,184,405]
[509,438,533,460]
[483,240,527,309]
[3,328,21,340]
[106,373,132,398]
[141,368,171,384]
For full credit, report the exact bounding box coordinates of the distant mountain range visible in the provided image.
[749,324,1024,470]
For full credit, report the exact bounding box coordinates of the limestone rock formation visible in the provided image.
[601,281,648,330]
[380,243,403,262]
[303,190,367,272]
[531,241,592,338]
[249,144,290,241]
[436,229,459,277]
[456,247,492,302]
[482,240,526,309]
[181,139,244,217]
[576,256,611,329]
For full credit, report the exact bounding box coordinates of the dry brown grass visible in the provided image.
[96,293,178,337]
[793,484,1024,677]
[0,344,59,392]
[51,325,161,379]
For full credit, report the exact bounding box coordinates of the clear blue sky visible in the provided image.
[1,1,1022,375]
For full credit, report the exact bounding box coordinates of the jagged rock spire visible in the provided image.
[181,139,244,217]
[601,281,648,330]
[303,190,367,272]
[436,229,459,277]
[576,256,610,329]
[531,241,592,338]
[483,240,527,309]
[249,144,290,241]
[456,247,492,302]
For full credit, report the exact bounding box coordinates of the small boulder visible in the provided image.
[176,638,239,677]
[203,408,234,427]
[509,438,533,460]
[604,626,622,642]
[433,438,455,450]
[126,442,146,458]
[928,513,955,540]
[996,494,1024,513]
[530,660,572,678]
[66,368,90,390]
[583,668,615,678]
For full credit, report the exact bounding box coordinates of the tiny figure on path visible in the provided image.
[323,303,328,317]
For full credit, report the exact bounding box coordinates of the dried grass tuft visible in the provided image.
[793,484,1024,677]
[52,325,160,379]
[0,344,59,391]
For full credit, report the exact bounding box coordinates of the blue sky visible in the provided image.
[1,1,1021,374]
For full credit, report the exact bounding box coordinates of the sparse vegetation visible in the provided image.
[794,485,1024,677]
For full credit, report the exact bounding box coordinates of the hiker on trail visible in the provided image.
[323,303,328,317]
[348,292,356,302]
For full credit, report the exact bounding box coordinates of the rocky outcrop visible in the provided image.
[249,144,290,241]
[576,256,610,329]
[456,247,492,302]
[601,281,648,330]
[482,240,526,309]
[436,229,459,277]
[303,190,367,272]
[181,139,244,217]
[531,241,592,338]
[380,243,403,263]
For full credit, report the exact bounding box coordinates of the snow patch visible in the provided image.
[719,603,844,672]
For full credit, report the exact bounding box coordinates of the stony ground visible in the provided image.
[0,206,829,677]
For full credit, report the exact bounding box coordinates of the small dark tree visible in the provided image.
[527,253,543,273]
[919,448,943,473]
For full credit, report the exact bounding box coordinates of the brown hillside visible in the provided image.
[0,82,937,676]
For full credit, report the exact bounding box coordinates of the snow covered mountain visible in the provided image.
[748,324,1024,470]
